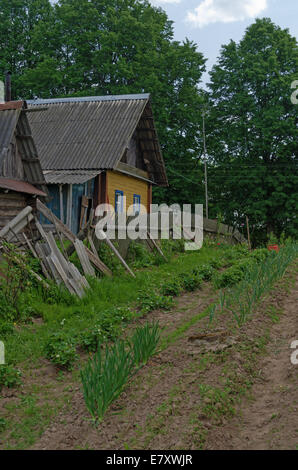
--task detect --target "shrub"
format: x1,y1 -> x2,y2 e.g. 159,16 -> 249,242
213,265 -> 244,288
97,241 -> 124,273
137,291 -> 174,314
0,321 -> 15,338
44,332 -> 78,369
80,325 -> 104,352
249,248 -> 269,263
179,272 -> 202,292
161,239 -> 185,257
0,365 -> 22,389
97,306 -> 134,339
196,264 -> 215,281
126,241 -> 155,268
160,279 -> 182,297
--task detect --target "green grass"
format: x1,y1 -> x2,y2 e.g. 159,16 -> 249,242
2,244 -> 231,367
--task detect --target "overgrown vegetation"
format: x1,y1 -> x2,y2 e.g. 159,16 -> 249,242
211,243 -> 298,325
0,365 -> 22,390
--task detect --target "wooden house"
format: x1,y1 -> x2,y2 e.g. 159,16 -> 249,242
0,100 -> 48,233
27,94 -> 168,234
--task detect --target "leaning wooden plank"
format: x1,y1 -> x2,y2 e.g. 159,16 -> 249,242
88,234 -> 100,259
36,199 -> 112,276
45,255 -> 62,284
47,231 -> 71,275
147,231 -> 166,260
68,263 -> 90,291
49,253 -> 79,296
74,239 -> 95,277
36,222 -> 86,295
23,233 -> 51,280
0,206 -> 33,241
98,230 -> 135,278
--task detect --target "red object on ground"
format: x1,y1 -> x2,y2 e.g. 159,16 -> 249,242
268,244 -> 279,253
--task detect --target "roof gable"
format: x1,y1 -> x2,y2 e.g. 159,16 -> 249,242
27,95 -> 168,186
0,102 -> 48,196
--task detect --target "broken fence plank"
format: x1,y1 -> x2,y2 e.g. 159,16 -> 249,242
0,206 -> 33,242
98,230 -> 135,278
147,231 -> 166,260
74,239 -> 95,277
23,233 -> 51,280
36,199 -> 112,276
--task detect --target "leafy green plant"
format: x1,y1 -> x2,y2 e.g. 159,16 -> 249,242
160,279 -> 182,297
0,365 -> 22,389
137,292 -> 174,314
80,325 -> 104,352
195,264 -> 215,281
131,321 -> 160,366
44,332 -> 78,369
179,272 -> 202,292
0,321 -> 15,338
126,241 -> 156,268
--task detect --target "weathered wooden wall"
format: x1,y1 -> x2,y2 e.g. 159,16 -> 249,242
0,191 -> 37,236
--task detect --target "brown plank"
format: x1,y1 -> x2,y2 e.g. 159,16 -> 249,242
37,199 -> 112,276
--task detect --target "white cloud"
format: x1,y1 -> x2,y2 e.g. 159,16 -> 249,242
186,0 -> 268,28
150,0 -> 182,5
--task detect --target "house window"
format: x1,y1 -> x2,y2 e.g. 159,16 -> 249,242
115,190 -> 124,213
133,194 -> 141,215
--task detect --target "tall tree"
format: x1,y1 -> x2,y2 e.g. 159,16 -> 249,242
207,18 -> 298,242
0,0 -> 206,207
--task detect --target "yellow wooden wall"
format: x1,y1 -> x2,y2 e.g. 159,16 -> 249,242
107,170 -> 149,214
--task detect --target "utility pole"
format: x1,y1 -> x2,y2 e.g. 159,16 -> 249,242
202,112 -> 209,219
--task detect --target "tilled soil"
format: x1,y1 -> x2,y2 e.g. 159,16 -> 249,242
29,264 -> 298,450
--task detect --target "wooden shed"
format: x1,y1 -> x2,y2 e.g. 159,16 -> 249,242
27,94 -> 168,234
0,100 -> 48,234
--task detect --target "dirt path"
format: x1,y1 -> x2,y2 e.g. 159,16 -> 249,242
28,263 -> 298,450
207,275 -> 298,450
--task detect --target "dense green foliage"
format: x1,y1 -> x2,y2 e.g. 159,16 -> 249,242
0,0 -> 206,207
0,3 -> 296,241
207,18 -> 298,243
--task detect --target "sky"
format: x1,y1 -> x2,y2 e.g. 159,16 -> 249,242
149,0 -> 298,86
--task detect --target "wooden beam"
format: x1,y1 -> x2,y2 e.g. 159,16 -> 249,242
0,206 -> 33,241
36,199 -> 112,276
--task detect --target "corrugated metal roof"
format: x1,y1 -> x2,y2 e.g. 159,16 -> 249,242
44,170 -> 101,184
0,177 -> 47,196
27,94 -> 150,105
0,109 -> 20,169
27,95 -> 149,170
